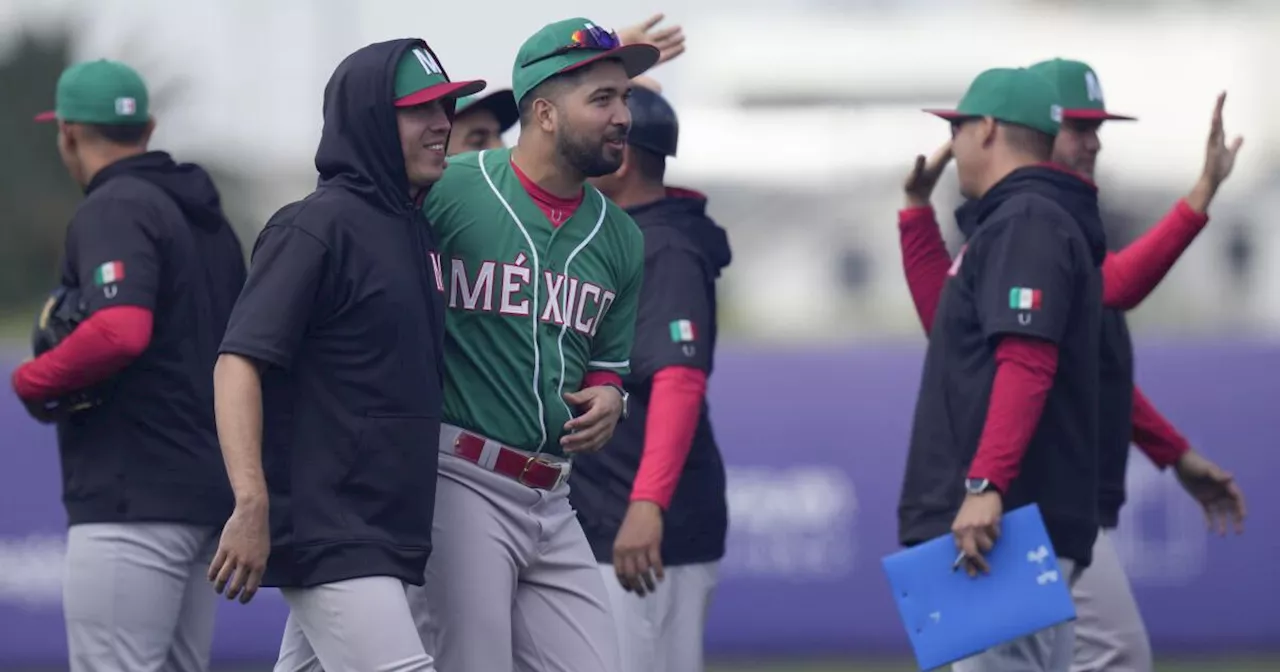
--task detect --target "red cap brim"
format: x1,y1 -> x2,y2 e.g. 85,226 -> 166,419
923,109 -> 975,121
394,79 -> 487,108
33,110 -> 57,122
1062,109 -> 1136,121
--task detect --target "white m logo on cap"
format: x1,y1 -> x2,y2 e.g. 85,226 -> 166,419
413,48 -> 442,76
1084,71 -> 1104,103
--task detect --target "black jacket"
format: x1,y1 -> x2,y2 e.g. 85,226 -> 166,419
219,39 -> 448,588
57,151 -> 245,527
572,189 -> 732,566
1097,308 -> 1135,528
899,166 -> 1106,566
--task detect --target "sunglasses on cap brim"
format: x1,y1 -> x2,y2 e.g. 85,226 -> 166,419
525,26 -> 623,66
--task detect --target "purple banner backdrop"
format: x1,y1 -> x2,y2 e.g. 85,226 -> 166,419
0,342 -> 1276,664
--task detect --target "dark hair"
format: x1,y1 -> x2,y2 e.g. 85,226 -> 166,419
517,70 -> 584,127
999,122 -> 1054,160
630,144 -> 665,183
83,122 -> 149,146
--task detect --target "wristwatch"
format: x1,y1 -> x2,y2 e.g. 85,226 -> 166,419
606,384 -> 630,420
965,478 -> 997,495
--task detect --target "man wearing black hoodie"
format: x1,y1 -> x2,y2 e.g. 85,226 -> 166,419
578,84 -> 732,672
12,59 -> 246,672
209,40 -> 483,672
899,67 -> 1106,672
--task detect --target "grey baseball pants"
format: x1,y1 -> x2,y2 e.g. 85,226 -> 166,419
63,522 -> 220,672
597,561 -> 720,672
273,576 -> 436,672
1070,529 -> 1153,672
952,558 -> 1083,672
406,425 -> 620,672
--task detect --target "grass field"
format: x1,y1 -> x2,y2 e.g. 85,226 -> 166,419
706,658 -> 1280,672
173,657 -> 1280,672
9,657 -> 1262,672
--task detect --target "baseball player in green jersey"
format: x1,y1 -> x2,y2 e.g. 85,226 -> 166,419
406,17 -> 660,672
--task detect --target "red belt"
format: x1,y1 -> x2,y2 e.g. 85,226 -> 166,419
450,432 -> 567,490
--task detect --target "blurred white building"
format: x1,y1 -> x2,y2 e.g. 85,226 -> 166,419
3,0 -> 1278,341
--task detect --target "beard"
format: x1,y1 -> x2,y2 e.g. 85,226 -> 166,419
556,125 -> 627,178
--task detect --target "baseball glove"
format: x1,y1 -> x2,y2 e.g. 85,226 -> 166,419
29,286 -> 107,419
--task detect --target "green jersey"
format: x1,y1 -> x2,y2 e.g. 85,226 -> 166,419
423,148 -> 644,456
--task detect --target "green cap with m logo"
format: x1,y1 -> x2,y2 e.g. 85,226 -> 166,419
34,59 -> 149,124
925,67 -> 1064,136
1028,58 -> 1136,121
393,44 -> 486,109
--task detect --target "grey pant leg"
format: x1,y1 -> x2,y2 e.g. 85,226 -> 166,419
598,562 -> 720,672
274,611 -> 323,672
411,450 -> 621,672
279,577 -> 434,672
1071,529 -> 1153,672
164,529 -> 221,672
511,486 -> 620,672
64,523 -> 220,672
409,454 -> 527,672
952,559 -> 1081,672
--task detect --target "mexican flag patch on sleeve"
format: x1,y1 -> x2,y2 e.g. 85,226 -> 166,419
1008,287 -> 1042,311
669,319 -> 696,343
93,261 -> 126,286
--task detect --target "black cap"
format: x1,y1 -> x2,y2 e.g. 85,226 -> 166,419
627,86 -> 678,158
455,89 -> 519,134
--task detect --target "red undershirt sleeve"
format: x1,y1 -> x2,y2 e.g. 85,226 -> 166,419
11,305 -> 153,401
630,365 -> 707,509
967,336 -> 1060,493
1101,199 -> 1209,310
581,370 -> 623,391
898,206 -> 954,333
1131,384 -> 1191,469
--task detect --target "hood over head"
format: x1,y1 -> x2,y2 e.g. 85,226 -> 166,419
314,38 -> 436,214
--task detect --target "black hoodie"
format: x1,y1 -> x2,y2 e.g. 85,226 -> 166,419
964,168 -> 1137,528
570,188 -> 733,566
219,39 -> 448,588
898,165 -> 1104,567
55,149 -> 246,527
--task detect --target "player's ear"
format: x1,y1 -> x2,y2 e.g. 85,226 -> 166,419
57,120 -> 77,152
533,97 -> 558,134
979,117 -> 998,148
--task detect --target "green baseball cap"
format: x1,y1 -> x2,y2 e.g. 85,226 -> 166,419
512,18 -> 660,105
393,44 -> 486,108
456,89 -> 519,133
34,59 -> 149,124
925,67 -> 1063,136
1029,58 -> 1135,121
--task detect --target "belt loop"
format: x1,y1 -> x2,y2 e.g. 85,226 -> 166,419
478,439 -> 500,470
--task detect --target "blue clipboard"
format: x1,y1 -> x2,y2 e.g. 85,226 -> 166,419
881,504 -> 1077,671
